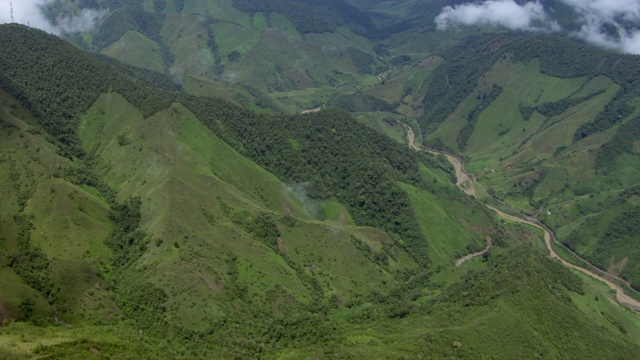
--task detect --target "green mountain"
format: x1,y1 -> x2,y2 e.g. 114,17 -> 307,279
2,0 -> 640,357
42,0 -> 385,112
348,32 -> 640,291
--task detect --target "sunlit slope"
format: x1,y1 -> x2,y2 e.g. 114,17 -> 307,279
77,92 -> 428,331
101,30 -> 166,73
344,33 -> 640,290
0,90 -> 119,326
428,53 -> 640,288
3,23 -> 640,359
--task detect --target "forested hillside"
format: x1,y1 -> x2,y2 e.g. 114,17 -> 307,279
341,28 -> 640,290
0,24 -> 479,358
42,0 -> 385,106
2,1 -> 640,358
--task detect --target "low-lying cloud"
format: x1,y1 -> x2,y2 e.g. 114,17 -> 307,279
436,0 -> 555,32
435,0 -> 640,54
0,0 -> 105,34
563,0 -> 640,54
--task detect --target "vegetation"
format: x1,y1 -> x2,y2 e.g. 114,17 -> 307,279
189,104 -> 433,266
458,84 -> 503,150
596,115 -> 640,173
420,34 -> 506,133
232,0 -> 373,35
3,3 -> 640,358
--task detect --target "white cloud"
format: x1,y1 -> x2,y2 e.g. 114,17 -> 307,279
435,0 -> 640,54
0,0 -> 105,34
559,0 -> 640,54
435,0 -> 555,32
55,8 -> 107,33
560,0 -> 640,21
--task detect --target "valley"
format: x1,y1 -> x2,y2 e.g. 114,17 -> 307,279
407,121 -> 640,311
2,0 -> 640,358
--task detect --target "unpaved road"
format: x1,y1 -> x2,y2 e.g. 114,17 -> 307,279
487,205 -> 640,311
456,235 -> 492,266
406,125 -> 474,196
405,124 -> 640,311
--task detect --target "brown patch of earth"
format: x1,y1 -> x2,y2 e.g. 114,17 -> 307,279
520,171 -> 542,186
460,219 -> 494,235
505,165 -> 513,172
89,346 -> 100,357
339,211 -> 347,223
0,301 -> 14,324
281,201 -> 294,215
195,271 -> 225,294
607,255 -> 629,277
485,37 -> 510,53
419,55 -> 445,68
277,236 -> 288,254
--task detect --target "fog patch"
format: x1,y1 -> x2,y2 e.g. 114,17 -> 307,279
436,1 -> 556,32
0,1 -> 105,35
283,183 -> 322,220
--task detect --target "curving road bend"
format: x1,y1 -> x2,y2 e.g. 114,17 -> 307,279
405,124 -> 640,311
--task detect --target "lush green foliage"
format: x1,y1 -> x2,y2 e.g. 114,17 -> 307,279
3,15 -> 640,359
420,34 -> 505,133
232,0 -> 373,35
596,115 -> 640,172
458,84 -> 503,150
0,24 -> 173,157
190,104 -> 433,265
565,203 -> 640,288
232,0 -> 341,34
535,90 -> 605,118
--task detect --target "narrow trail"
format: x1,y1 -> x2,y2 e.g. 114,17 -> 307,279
404,124 -> 640,312
456,235 -> 492,266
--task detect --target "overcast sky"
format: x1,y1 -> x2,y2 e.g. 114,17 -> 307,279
0,0 -> 104,34
436,0 -> 640,54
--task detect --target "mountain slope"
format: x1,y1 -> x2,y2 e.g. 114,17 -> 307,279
49,0 -> 383,103
346,31 -> 640,290
2,23 -> 640,359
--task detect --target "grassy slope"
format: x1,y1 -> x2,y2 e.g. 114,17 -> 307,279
79,0 -> 383,112
0,90 -> 119,326
77,92 -> 427,329
467,61 -> 640,286
401,48 -> 640,288
101,30 -> 166,74
2,20 -> 640,359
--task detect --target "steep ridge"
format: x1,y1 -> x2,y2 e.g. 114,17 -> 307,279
2,22 -> 640,359
0,24 -> 490,357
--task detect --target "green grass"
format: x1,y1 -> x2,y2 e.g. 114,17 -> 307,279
73,91 -> 433,332
4,14 -> 640,358
400,182 -> 490,268
100,30 -> 166,73
321,199 -> 353,224
354,112 -> 407,144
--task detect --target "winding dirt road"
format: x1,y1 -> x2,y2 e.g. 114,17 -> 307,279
406,126 -> 475,196
456,235 -> 493,266
405,124 -> 640,311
